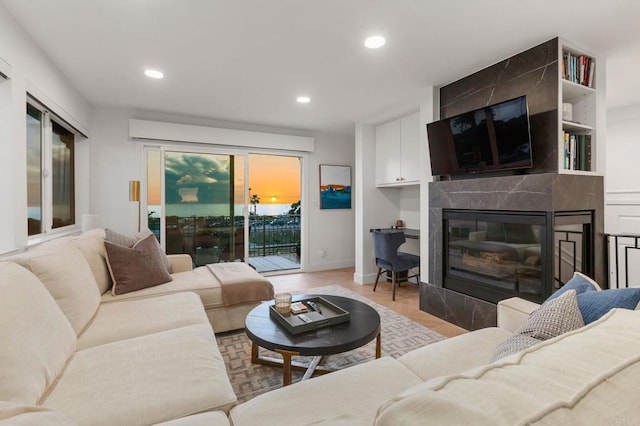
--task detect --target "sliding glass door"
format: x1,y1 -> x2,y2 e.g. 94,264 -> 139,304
147,148 -> 247,266
145,147 -> 302,272
247,154 -> 301,272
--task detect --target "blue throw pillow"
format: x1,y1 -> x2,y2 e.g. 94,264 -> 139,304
576,288 -> 640,324
546,272 -> 600,303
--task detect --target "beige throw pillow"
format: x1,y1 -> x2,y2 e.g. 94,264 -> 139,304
105,234 -> 173,295
491,289 -> 584,361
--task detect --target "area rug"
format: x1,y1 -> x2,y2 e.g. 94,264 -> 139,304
215,285 -> 445,403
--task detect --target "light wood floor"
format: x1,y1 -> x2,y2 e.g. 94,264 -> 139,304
267,267 -> 467,338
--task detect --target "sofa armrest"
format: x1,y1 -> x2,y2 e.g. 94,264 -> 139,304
497,297 -> 540,332
167,254 -> 193,273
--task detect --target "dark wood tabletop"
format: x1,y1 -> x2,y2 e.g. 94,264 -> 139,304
370,228 -> 420,239
245,294 -> 381,357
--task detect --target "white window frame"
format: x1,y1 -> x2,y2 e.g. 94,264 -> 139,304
27,96 -> 79,240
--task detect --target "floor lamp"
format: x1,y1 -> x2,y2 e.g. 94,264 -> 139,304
129,180 -> 141,232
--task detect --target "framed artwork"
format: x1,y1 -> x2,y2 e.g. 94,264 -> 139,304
319,164 -> 352,209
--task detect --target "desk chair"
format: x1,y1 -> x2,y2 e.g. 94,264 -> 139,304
372,230 -> 420,301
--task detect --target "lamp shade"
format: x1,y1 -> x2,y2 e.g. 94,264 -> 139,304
129,180 -> 141,202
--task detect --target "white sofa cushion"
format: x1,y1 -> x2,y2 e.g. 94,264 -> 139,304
9,239 -> 101,334
69,228 -> 111,294
230,356 -> 423,426
0,401 -> 76,425
153,411 -> 230,426
41,324 -> 236,425
101,266 -> 222,309
375,308 -> 640,425
527,362 -> 640,424
77,292 -> 210,350
497,296 -> 540,332
398,327 -> 512,381
0,262 -> 76,404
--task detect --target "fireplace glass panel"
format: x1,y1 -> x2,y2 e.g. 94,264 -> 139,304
446,217 -> 544,301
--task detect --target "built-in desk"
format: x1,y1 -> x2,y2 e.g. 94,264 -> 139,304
370,228 -> 420,239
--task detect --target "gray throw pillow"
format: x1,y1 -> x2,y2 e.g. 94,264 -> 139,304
105,228 -> 173,274
491,289 -> 584,361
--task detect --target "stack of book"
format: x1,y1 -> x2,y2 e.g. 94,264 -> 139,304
562,51 -> 595,88
563,132 -> 592,171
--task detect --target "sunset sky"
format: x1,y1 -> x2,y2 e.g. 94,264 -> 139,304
146,151 -> 300,207
248,154 -> 300,205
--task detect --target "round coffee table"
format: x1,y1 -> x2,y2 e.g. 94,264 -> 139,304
245,294 -> 381,386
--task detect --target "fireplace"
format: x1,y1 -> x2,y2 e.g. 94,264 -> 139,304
443,209 -> 593,305
444,210 -> 549,304
422,173 -> 604,330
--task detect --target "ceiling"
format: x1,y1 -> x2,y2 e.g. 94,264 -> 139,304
3,0 -> 640,135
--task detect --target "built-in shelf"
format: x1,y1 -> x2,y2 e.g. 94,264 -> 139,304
559,41 -> 598,175
562,120 -> 593,132
562,79 -> 596,100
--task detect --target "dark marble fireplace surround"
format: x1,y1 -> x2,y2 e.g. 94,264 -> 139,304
420,38 -> 605,330
422,174 -> 604,330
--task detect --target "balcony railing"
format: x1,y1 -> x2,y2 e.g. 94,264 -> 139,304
607,234 -> 640,289
149,214 -> 300,266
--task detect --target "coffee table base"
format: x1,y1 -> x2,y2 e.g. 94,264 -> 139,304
251,332 -> 381,386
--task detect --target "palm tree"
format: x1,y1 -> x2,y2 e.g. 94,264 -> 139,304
250,193 -> 261,215
288,200 -> 301,215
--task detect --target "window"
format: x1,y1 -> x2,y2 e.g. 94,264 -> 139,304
27,99 -> 76,237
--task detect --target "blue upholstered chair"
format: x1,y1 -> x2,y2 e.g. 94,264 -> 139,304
372,230 -> 420,301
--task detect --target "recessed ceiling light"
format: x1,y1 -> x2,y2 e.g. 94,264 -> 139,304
364,35 -> 386,49
296,96 -> 311,104
144,69 -> 164,79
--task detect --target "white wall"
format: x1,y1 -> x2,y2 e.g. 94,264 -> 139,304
354,122 -> 403,284
304,132 -> 355,271
89,107 -> 355,272
604,105 -> 640,287
605,105 -> 640,235
0,5 -> 91,254
354,89 -> 435,284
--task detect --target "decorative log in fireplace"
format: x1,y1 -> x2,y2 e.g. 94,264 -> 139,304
443,209 -> 593,304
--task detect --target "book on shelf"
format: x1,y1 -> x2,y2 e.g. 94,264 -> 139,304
562,50 -> 595,88
563,131 -> 592,171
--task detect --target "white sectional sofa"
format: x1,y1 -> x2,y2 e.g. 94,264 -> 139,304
230,296 -> 640,425
5,228 -> 639,424
0,228 -> 272,425
43,229 -> 271,334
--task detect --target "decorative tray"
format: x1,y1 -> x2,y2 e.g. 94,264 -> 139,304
269,296 -> 350,335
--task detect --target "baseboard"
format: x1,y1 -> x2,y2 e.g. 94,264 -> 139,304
353,272 -> 378,285
303,259 -> 355,273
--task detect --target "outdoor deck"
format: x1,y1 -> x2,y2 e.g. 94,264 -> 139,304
249,254 -> 300,273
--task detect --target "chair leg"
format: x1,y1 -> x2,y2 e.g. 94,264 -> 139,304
373,268 -> 383,292
392,271 -> 397,301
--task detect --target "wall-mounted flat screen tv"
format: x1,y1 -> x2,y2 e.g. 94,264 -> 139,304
426,95 -> 533,176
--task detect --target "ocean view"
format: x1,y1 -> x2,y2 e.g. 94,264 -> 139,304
149,203 -> 293,218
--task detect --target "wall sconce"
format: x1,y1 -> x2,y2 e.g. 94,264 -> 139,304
129,180 -> 141,232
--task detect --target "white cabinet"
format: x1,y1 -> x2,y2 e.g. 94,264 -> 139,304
375,112 -> 420,186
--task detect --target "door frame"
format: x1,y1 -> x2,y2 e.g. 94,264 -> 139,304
142,141 -> 307,270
